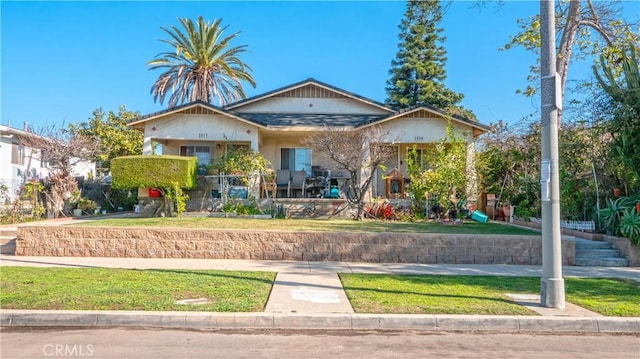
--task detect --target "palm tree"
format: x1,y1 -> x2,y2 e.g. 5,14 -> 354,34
148,16 -> 256,107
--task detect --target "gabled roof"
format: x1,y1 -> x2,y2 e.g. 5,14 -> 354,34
127,80 -> 489,136
224,78 -> 394,113
237,113 -> 387,127
127,101 -> 267,129
359,106 -> 490,135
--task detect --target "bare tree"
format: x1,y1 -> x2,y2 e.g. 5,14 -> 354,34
503,0 -> 638,124
18,125 -> 99,218
303,125 -> 397,220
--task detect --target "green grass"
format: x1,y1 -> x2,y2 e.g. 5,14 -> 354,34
339,274 -> 640,317
564,277 -> 640,317
0,267 -> 275,312
73,217 -> 538,235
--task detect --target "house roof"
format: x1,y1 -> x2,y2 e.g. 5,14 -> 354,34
127,80 -> 490,136
224,78 -> 394,113
236,113 -> 387,127
359,106 -> 491,135
0,124 -> 49,141
126,101 -> 267,129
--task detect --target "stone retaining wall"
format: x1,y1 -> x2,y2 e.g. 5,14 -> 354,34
16,226 -> 574,265
603,235 -> 640,267
513,219 -> 606,240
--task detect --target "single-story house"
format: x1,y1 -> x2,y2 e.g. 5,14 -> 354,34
127,78 -> 489,207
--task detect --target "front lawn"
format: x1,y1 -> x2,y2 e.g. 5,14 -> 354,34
339,274 -> 640,317
73,217 -> 538,235
0,267 -> 275,312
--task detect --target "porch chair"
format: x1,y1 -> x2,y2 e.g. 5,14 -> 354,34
275,169 -> 291,198
289,170 -> 307,198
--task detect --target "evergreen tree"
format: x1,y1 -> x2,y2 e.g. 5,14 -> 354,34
385,0 -> 465,114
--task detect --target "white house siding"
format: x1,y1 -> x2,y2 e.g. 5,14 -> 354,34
233,97 -> 391,115
376,116 -> 474,144
0,144 -> 95,203
0,128 -> 50,202
142,113 -> 260,155
71,161 -> 96,180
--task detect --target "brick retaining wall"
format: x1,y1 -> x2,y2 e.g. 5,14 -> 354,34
15,226 -> 575,265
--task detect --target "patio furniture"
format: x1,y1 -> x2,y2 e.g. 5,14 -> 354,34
276,169 -> 291,198
289,170 -> 307,198
261,177 -> 277,198
306,176 -> 329,198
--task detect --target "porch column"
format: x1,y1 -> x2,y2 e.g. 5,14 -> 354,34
143,137 -> 153,155
466,140 -> 478,203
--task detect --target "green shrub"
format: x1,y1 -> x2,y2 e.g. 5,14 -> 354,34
209,146 -> 270,175
599,197 -> 634,236
406,123 -> 468,216
619,207 -> 640,245
223,198 -> 261,215
111,155 -> 197,189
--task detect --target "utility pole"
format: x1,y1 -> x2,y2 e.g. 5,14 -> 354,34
539,0 -> 565,309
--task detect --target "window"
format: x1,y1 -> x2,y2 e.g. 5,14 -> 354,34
180,145 -> 211,165
40,149 -> 50,168
281,148 -> 312,176
11,143 -> 23,165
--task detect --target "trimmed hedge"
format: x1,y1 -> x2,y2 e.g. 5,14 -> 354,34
111,155 -> 197,189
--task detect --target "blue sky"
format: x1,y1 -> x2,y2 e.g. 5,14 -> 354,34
1,1 -> 637,131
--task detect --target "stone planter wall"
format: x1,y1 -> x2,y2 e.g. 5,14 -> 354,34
15,226 -> 574,265
512,219 -> 606,240
603,235 -> 640,267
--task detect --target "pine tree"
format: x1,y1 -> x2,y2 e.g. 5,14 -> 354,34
385,0 -> 465,114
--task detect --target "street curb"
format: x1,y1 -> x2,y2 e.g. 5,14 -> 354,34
2,310 -> 639,333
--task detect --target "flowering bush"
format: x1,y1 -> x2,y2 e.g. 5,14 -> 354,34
364,200 -> 415,221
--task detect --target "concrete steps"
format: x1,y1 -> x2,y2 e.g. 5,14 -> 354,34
0,228 -> 17,255
575,238 -> 628,267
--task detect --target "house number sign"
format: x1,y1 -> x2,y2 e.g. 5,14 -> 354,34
198,133 -> 208,139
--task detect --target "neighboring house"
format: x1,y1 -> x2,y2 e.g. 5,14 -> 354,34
127,78 -> 489,204
0,124 -> 96,203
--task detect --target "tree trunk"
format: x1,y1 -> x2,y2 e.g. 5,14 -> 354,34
555,0 -> 581,126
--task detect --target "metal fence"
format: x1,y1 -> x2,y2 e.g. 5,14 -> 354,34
529,217 -> 595,231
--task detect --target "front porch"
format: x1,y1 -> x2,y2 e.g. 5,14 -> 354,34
136,173 -> 351,218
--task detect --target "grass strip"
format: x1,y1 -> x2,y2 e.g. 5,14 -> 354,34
73,217 -> 538,235
0,267 -> 275,312
339,274 -> 640,317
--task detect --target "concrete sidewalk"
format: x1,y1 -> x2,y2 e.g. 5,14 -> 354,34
1,254 -> 639,333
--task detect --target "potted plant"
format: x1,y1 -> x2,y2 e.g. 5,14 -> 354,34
77,197 -> 97,215
502,200 -> 513,222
